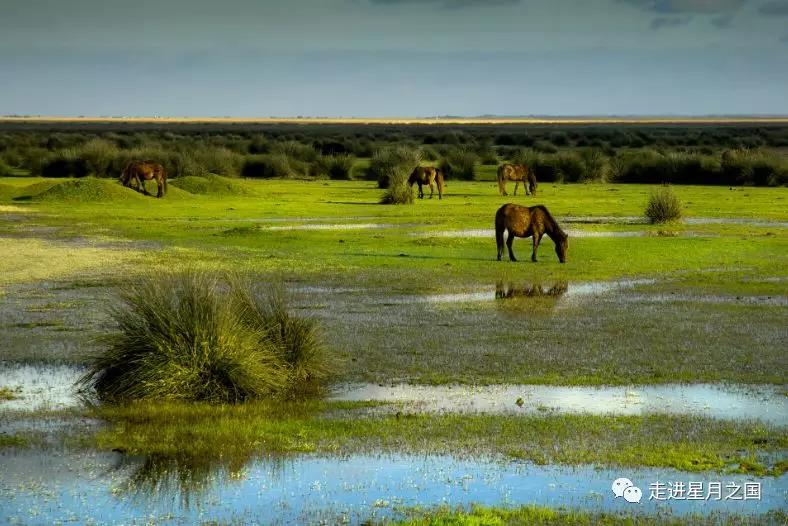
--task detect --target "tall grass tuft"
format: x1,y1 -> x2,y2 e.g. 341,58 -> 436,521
439,148 -> 478,181
369,147 -> 422,189
645,186 -> 682,224
313,154 -> 355,180
80,271 -> 335,403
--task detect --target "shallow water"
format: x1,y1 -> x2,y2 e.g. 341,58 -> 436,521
0,364 -> 85,411
2,364 -> 785,425
332,384 -> 788,426
0,449 -> 784,524
265,222 -> 398,231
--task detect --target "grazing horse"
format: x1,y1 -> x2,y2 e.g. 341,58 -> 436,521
408,166 -> 445,200
120,160 -> 167,198
497,164 -> 537,196
495,203 -> 568,263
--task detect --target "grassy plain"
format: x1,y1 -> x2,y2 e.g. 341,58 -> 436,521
1,177 -> 786,384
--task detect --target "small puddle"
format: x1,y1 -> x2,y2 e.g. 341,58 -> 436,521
0,364 -> 85,411
0,450 -> 784,524
386,279 -> 656,305
332,384 -> 788,426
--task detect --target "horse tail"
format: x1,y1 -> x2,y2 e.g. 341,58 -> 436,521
528,169 -> 538,195
435,169 -> 445,198
495,205 -> 506,259
497,165 -> 506,195
161,167 -> 168,195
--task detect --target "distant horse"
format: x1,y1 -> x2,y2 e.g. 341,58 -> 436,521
495,203 -> 568,263
408,167 -> 445,200
497,164 -> 537,196
120,160 -> 167,198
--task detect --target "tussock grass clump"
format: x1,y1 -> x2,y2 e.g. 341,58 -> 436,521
80,271 -> 335,403
645,186 -> 682,224
312,154 -> 355,180
369,147 -> 422,189
439,148 -> 478,181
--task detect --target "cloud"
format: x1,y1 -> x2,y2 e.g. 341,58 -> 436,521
622,0 -> 745,13
368,0 -> 521,7
758,1 -> 788,15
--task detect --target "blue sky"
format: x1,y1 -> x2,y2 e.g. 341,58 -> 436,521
1,0 -> 787,116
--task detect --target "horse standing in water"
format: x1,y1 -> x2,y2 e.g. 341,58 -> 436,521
408,167 -> 445,200
495,203 -> 568,263
497,164 -> 537,196
120,160 -> 167,198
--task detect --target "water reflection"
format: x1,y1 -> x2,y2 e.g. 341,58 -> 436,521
495,281 -> 569,300
1,449 -> 785,524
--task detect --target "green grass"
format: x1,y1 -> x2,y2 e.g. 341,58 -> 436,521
395,505 -> 788,526
1,178 -> 786,384
90,401 -> 787,475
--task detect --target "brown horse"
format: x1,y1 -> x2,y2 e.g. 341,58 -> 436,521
120,160 -> 167,198
495,203 -> 568,263
408,166 -> 445,200
497,164 -> 537,196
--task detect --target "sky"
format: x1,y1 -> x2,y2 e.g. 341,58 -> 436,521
1,0 -> 787,117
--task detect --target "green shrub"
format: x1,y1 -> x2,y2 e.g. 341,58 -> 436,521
721,149 -> 788,186
39,149 -> 90,178
369,147 -> 422,189
645,186 -> 682,224
80,138 -> 119,177
578,148 -> 609,182
270,141 -> 318,162
439,148 -> 478,181
80,271 -> 335,403
241,154 -> 307,178
312,154 -> 355,180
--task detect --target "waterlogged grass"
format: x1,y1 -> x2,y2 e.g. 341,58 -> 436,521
396,505 -> 788,526
1,178 -> 786,383
91,401 -> 787,475
0,386 -> 21,400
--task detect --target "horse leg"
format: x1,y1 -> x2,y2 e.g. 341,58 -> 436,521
506,232 -> 517,262
156,177 -> 163,198
138,174 -> 150,195
428,181 -> 434,199
513,181 -> 519,196
532,233 -> 543,262
417,182 -> 424,199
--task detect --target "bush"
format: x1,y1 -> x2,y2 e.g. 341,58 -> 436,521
645,186 -> 682,224
369,147 -> 422,189
312,154 -> 355,180
80,138 -> 119,177
578,148 -> 609,182
270,141 -> 318,162
611,150 -> 720,185
80,271 -> 335,403
241,154 -> 307,178
721,149 -> 788,186
39,149 -> 90,178
439,148 -> 478,181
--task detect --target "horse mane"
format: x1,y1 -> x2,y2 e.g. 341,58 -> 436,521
534,205 -> 567,239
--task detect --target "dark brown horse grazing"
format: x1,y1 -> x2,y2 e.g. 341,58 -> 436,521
497,164 -> 537,196
495,203 -> 568,263
120,160 -> 167,198
408,166 -> 445,199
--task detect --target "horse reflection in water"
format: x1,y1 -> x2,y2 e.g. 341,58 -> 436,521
495,281 -> 568,311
